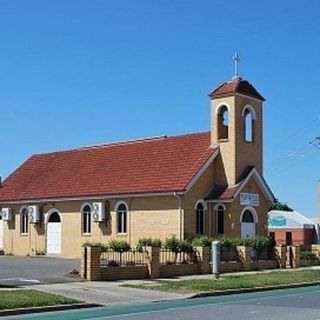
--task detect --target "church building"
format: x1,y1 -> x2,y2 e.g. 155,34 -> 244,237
0,60 -> 274,258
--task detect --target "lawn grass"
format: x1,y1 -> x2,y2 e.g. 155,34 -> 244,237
0,290 -> 80,310
123,270 -> 320,293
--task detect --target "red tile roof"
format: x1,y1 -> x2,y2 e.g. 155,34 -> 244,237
0,132 -> 217,202
205,166 -> 254,201
205,183 -> 241,201
209,79 -> 265,101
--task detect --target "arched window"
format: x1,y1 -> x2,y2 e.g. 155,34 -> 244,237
243,106 -> 255,142
196,202 -> 205,234
116,203 -> 127,234
48,211 -> 61,223
217,205 -> 224,235
218,105 -> 229,140
82,204 -> 91,234
20,207 -> 28,234
241,210 -> 254,223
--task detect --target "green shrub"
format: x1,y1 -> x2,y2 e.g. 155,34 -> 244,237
164,236 -> 194,253
184,233 -> 195,243
246,236 -> 274,251
179,240 -> 194,253
192,236 -> 212,247
108,239 -> 131,253
218,236 -> 241,249
164,236 -> 180,253
82,241 -> 108,252
136,238 -> 162,251
300,250 -> 318,261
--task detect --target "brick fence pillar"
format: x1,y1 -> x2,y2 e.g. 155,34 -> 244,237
86,246 -> 101,281
195,246 -> 211,274
275,245 -> 287,269
291,245 -> 301,268
80,246 -> 87,279
146,246 -> 160,279
311,244 -> 320,259
237,246 -> 251,271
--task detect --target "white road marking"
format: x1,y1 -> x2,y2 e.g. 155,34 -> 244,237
0,278 -> 40,283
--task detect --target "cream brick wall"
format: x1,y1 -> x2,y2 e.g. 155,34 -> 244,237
211,96 -> 237,185
223,176 -> 269,237
1,196 -> 181,258
234,95 -> 263,177
183,163 -> 270,239
129,196 -> 181,244
211,95 -> 263,185
1,172 -> 270,258
184,162 -> 215,238
2,205 -> 46,256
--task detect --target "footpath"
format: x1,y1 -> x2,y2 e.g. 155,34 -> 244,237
0,266 -> 319,317
25,265 -> 320,306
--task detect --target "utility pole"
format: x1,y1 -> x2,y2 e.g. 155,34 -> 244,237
311,137 -> 320,242
315,138 -> 320,224
317,181 -> 320,243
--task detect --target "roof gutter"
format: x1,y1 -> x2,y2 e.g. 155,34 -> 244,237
0,191 -> 186,205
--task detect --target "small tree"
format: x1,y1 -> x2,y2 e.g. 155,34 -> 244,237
245,236 -> 274,260
164,236 -> 181,264
82,241 -> 108,252
192,236 -> 212,247
109,239 -> 131,252
269,200 -> 293,212
218,236 -> 241,249
179,240 -> 193,253
136,237 -> 162,252
108,239 -> 131,265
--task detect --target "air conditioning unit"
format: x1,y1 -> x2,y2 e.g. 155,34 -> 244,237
28,205 -> 39,223
92,202 -> 105,222
2,208 -> 13,222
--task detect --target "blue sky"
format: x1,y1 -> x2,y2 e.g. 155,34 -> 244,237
0,1 -> 319,217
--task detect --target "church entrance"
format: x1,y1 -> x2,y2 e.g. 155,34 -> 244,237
241,209 -> 256,238
47,211 -> 61,255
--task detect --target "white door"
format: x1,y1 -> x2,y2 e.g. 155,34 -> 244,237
241,222 -> 256,238
0,216 -> 3,249
47,212 -> 61,254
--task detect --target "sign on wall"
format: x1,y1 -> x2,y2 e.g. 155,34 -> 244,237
268,216 -> 287,227
240,193 -> 259,207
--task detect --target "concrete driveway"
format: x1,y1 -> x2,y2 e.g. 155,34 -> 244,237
0,255 -> 80,286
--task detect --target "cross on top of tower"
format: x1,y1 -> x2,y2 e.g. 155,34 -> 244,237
232,52 -> 242,80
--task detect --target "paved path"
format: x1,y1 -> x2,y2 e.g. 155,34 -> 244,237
22,265 -> 320,307
26,280 -> 186,306
0,256 -> 80,286
7,285 -> 320,319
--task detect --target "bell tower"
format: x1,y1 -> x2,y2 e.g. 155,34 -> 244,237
209,53 -> 265,186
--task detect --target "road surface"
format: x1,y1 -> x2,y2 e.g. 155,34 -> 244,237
0,256 -> 80,286
8,285 -> 320,320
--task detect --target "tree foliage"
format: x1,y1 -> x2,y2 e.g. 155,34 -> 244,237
269,200 -> 293,212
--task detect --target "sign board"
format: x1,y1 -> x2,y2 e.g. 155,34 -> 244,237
268,216 -> 287,227
240,193 -> 259,207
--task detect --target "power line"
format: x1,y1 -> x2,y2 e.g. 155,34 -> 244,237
310,137 -> 320,151
266,146 -> 320,177
265,116 -> 320,159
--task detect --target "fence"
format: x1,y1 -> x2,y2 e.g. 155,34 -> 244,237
220,247 -> 239,262
100,249 -> 147,267
81,244 -> 320,281
159,249 -> 197,265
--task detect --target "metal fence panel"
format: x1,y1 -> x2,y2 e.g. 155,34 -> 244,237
100,249 -> 147,266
